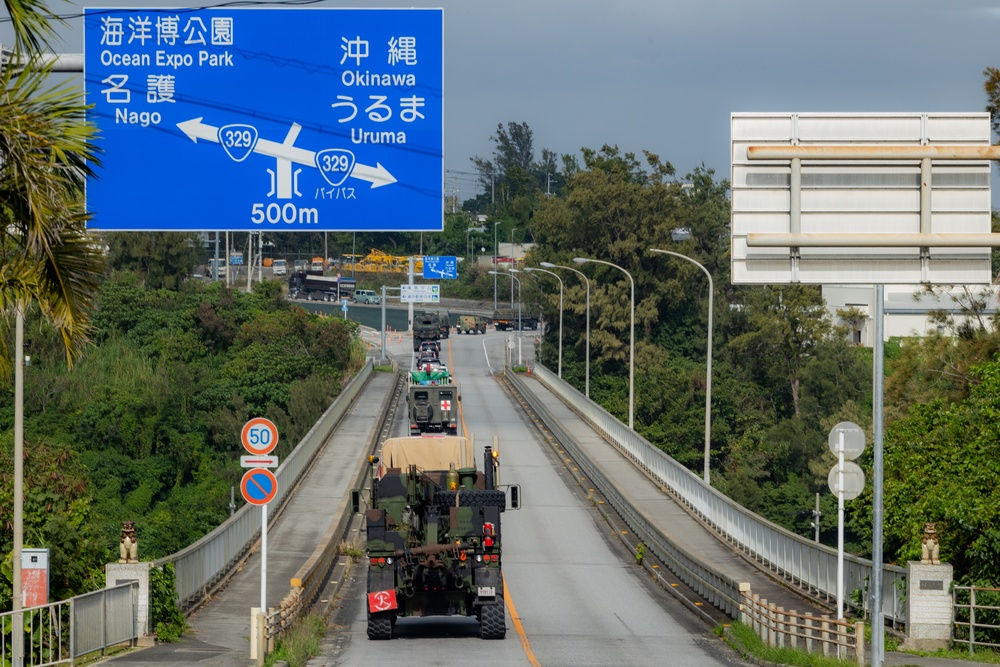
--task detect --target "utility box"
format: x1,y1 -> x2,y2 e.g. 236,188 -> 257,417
21,548 -> 49,608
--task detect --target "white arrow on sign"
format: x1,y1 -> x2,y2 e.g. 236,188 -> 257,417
176,118 -> 397,189
240,455 -> 279,469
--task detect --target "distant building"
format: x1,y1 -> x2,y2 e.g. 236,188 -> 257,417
823,285 -> 999,346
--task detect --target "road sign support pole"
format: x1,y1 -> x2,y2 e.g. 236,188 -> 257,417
261,503 -> 267,617
408,258 -> 414,335
837,429 -> 845,620
872,284 -> 885,667
381,286 -> 387,364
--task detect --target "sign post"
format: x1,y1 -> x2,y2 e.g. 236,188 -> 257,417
827,422 -> 866,621
240,418 -> 279,618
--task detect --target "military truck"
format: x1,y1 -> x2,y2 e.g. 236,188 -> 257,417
353,435 -> 521,640
288,272 -> 356,301
412,312 -> 442,351
493,309 -> 538,332
455,315 -> 487,334
407,368 -> 459,435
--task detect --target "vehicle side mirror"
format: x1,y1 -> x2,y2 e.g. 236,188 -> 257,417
351,489 -> 361,514
508,484 -> 521,510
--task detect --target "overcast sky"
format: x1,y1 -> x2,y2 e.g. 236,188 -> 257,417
5,0 -> 1000,206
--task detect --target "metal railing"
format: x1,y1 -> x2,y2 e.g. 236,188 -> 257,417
154,359 -> 374,611
954,585 -> 1000,655
506,370 -> 744,618
0,582 -> 138,666
741,584 -> 865,664
530,363 -> 907,625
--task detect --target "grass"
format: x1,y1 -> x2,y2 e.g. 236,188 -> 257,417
897,646 -> 1000,664
339,537 -> 365,561
265,613 -> 327,667
721,621 -> 860,667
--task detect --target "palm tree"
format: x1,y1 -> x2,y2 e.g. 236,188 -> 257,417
0,0 -> 104,377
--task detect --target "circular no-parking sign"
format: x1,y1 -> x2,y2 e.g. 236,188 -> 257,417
241,417 -> 279,456
241,468 -> 278,506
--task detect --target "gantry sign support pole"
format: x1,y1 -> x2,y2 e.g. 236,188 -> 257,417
745,141 -> 1000,667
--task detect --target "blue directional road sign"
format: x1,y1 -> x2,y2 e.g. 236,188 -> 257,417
422,256 -> 458,279
84,8 -> 442,232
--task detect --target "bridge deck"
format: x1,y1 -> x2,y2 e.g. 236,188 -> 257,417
515,374 -> 830,620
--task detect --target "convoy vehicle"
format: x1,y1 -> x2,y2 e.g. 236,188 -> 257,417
413,312 -> 443,351
354,289 -> 381,304
353,434 -> 520,640
407,367 -> 458,435
208,258 -> 226,278
293,259 -> 309,273
492,309 -> 537,332
272,259 -> 288,276
288,272 -> 356,301
455,315 -> 487,334
418,340 -> 441,355
435,310 -> 452,338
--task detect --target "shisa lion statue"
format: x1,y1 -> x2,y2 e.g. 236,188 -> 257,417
920,522 -> 941,565
119,521 -> 138,564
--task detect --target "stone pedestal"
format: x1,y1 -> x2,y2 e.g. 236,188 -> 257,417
902,561 -> 953,651
106,562 -> 152,638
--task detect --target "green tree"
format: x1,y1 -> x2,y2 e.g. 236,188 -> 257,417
0,1 -> 104,379
106,232 -> 204,289
728,286 -> 830,418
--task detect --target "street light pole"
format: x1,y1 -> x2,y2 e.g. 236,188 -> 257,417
524,267 -> 563,378
541,262 -> 589,397
489,270 -> 522,366
574,257 -> 634,430
493,221 -> 500,312
649,248 -> 714,484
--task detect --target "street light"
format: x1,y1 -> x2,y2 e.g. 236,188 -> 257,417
541,261 -> 590,397
492,221 -> 502,312
649,248 -> 714,485
574,256 -> 634,430
524,267 -> 563,378
488,270 -> 523,366
508,268 -> 523,335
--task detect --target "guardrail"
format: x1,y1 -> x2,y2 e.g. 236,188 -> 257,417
528,363 -> 907,626
741,584 -> 865,664
265,367 -> 402,649
155,359 -> 375,611
0,582 -> 138,666
505,370 -> 744,618
953,585 -> 1000,655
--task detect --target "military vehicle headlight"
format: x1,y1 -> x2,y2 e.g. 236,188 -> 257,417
475,554 -> 483,563
386,557 -> 394,565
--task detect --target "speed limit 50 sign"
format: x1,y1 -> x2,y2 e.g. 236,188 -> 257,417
241,417 -> 279,456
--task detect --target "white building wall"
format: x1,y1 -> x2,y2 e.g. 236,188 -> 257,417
823,284 -> 999,347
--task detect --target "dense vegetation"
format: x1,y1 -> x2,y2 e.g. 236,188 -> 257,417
3,118 -> 1000,613
0,272 -> 365,606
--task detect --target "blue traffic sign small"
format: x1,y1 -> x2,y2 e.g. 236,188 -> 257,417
423,256 -> 458,279
241,468 -> 278,506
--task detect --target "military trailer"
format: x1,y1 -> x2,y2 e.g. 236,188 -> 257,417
353,435 -> 521,640
407,369 -> 459,435
412,312 -> 442,351
455,315 -> 487,334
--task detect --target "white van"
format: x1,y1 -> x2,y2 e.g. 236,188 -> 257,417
354,289 -> 380,304
272,259 -> 288,276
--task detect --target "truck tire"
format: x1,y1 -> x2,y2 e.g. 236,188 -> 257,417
480,601 -> 506,639
367,611 -> 393,640
433,489 -> 505,509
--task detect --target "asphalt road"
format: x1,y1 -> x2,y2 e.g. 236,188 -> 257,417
310,330 -> 748,667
